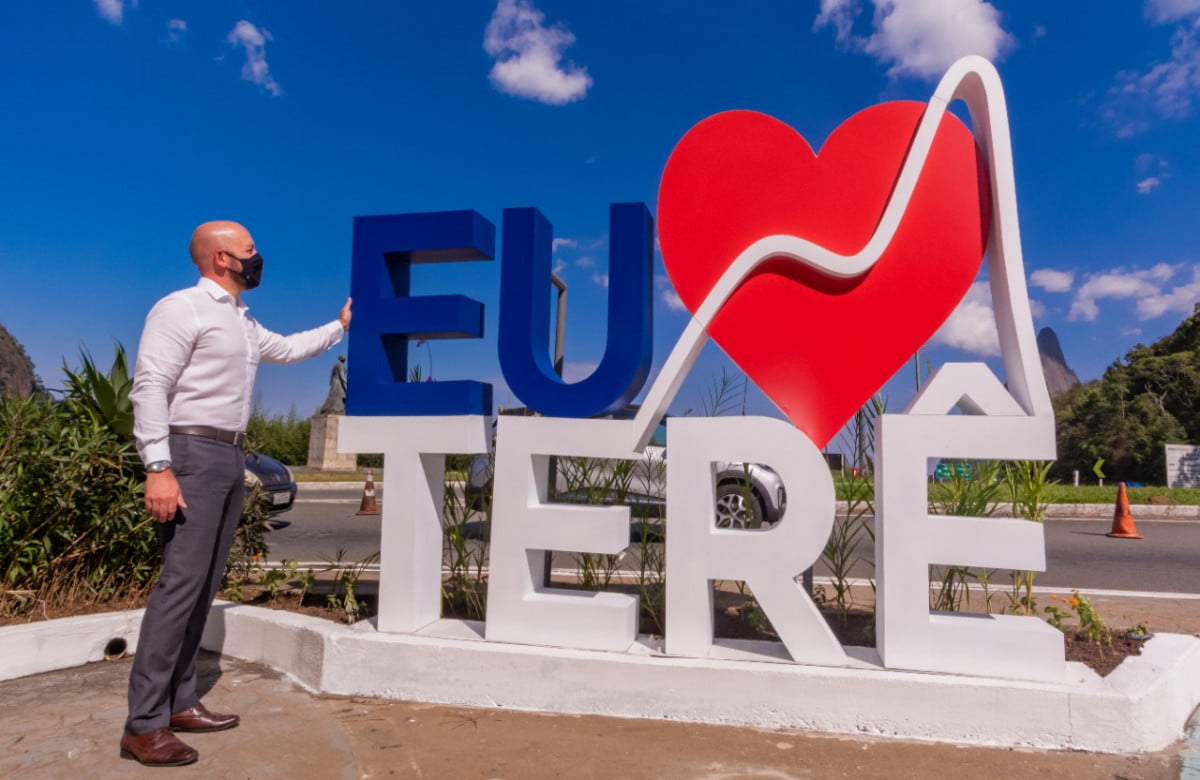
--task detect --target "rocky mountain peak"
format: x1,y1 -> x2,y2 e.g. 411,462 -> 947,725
1037,326 -> 1080,397
0,323 -> 43,399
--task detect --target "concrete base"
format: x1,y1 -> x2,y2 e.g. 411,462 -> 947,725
307,415 -> 357,470
194,604 -> 1200,754
4,604 -> 1199,754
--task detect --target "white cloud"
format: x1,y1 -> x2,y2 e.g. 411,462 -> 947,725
930,281 -> 1000,356
661,289 -> 688,313
227,20 -> 281,97
815,0 -> 1014,80
1135,152 -> 1160,172
165,18 -> 187,43
1067,264 -> 1178,322
1068,298 -> 1100,323
1029,268 -> 1074,293
551,237 -> 577,252
591,272 -> 609,288
1137,176 -> 1163,194
1146,0 -> 1200,23
575,256 -> 595,267
1136,265 -> 1200,318
94,0 -> 135,24
1029,298 -> 1047,319
1134,154 -> 1170,192
815,0 -> 860,41
552,258 -> 567,275
483,0 -> 592,105
656,274 -> 690,314
1105,15 -> 1200,134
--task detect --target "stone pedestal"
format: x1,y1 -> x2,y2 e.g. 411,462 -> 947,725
307,415 -> 357,470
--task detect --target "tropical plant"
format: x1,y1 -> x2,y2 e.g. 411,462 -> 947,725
560,455 -> 635,590
61,343 -> 134,439
928,460 -> 1003,612
321,547 -> 381,623
443,456 -> 490,619
1004,460 -> 1054,615
821,395 -> 884,618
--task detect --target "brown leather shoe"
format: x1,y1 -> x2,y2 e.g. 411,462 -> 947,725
169,702 -> 240,733
120,727 -> 199,767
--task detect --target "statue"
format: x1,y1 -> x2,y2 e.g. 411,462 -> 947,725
309,354 -> 356,469
317,354 -> 347,416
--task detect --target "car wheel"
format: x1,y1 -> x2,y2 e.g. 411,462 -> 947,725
715,483 -> 767,529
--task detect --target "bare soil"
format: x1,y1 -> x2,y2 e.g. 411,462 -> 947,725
250,583 -> 1142,677
0,592 -> 147,628
2,582 -> 1144,676
708,590 -> 1141,676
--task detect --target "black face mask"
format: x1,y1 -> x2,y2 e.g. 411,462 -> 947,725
225,251 -> 264,290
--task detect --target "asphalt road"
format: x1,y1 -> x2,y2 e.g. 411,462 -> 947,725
269,487 -> 1200,594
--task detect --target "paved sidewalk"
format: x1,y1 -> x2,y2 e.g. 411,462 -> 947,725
4,587 -> 1199,780
0,651 -> 1188,780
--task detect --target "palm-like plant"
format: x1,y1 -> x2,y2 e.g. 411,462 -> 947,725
61,343 -> 134,440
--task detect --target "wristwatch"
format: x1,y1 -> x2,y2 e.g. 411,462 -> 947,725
147,460 -> 172,473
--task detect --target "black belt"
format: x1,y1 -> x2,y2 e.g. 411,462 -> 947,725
169,425 -> 246,447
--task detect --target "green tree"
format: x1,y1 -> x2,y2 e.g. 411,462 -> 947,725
1053,304 -> 1200,483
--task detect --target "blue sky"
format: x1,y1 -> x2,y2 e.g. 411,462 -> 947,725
5,1 -> 1200,444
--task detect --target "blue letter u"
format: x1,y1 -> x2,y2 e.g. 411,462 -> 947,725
498,203 -> 653,418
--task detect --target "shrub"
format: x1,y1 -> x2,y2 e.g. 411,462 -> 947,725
246,404 -> 311,466
0,396 -> 157,612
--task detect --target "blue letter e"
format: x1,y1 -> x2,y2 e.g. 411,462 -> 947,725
347,210 -> 494,416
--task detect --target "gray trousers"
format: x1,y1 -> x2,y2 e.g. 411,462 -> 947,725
126,434 -> 244,734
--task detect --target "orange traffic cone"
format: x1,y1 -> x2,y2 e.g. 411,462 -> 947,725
1106,482 -> 1142,539
356,470 -> 380,516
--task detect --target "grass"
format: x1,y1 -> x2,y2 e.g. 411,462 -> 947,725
292,469 -> 374,482
292,469 -> 468,483
832,475 -> 1200,505
1034,484 -> 1200,505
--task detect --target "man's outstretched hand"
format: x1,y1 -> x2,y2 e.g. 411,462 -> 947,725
339,297 -> 352,331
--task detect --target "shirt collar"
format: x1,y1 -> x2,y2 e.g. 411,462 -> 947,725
196,277 -> 248,310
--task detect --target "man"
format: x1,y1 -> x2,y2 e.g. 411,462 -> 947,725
121,220 -> 351,767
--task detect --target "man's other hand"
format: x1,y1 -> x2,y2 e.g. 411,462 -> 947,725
146,470 -> 188,523
339,297 -> 352,331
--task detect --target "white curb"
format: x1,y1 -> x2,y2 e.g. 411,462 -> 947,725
0,610 -> 145,682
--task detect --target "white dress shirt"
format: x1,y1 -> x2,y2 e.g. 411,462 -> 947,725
130,277 -> 344,465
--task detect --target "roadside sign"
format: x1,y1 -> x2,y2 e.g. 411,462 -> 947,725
934,462 -> 972,480
1165,444 -> 1200,488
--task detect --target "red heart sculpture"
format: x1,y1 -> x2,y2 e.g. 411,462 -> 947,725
658,102 -> 990,448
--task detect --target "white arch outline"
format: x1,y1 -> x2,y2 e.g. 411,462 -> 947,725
631,55 -> 1050,450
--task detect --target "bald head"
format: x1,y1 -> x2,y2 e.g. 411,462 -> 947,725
190,220 -> 258,296
190,221 -> 253,270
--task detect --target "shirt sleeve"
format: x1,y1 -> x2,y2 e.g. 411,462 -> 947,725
256,319 -> 345,365
129,295 -> 198,465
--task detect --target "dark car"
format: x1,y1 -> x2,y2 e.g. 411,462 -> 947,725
244,452 -> 297,516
